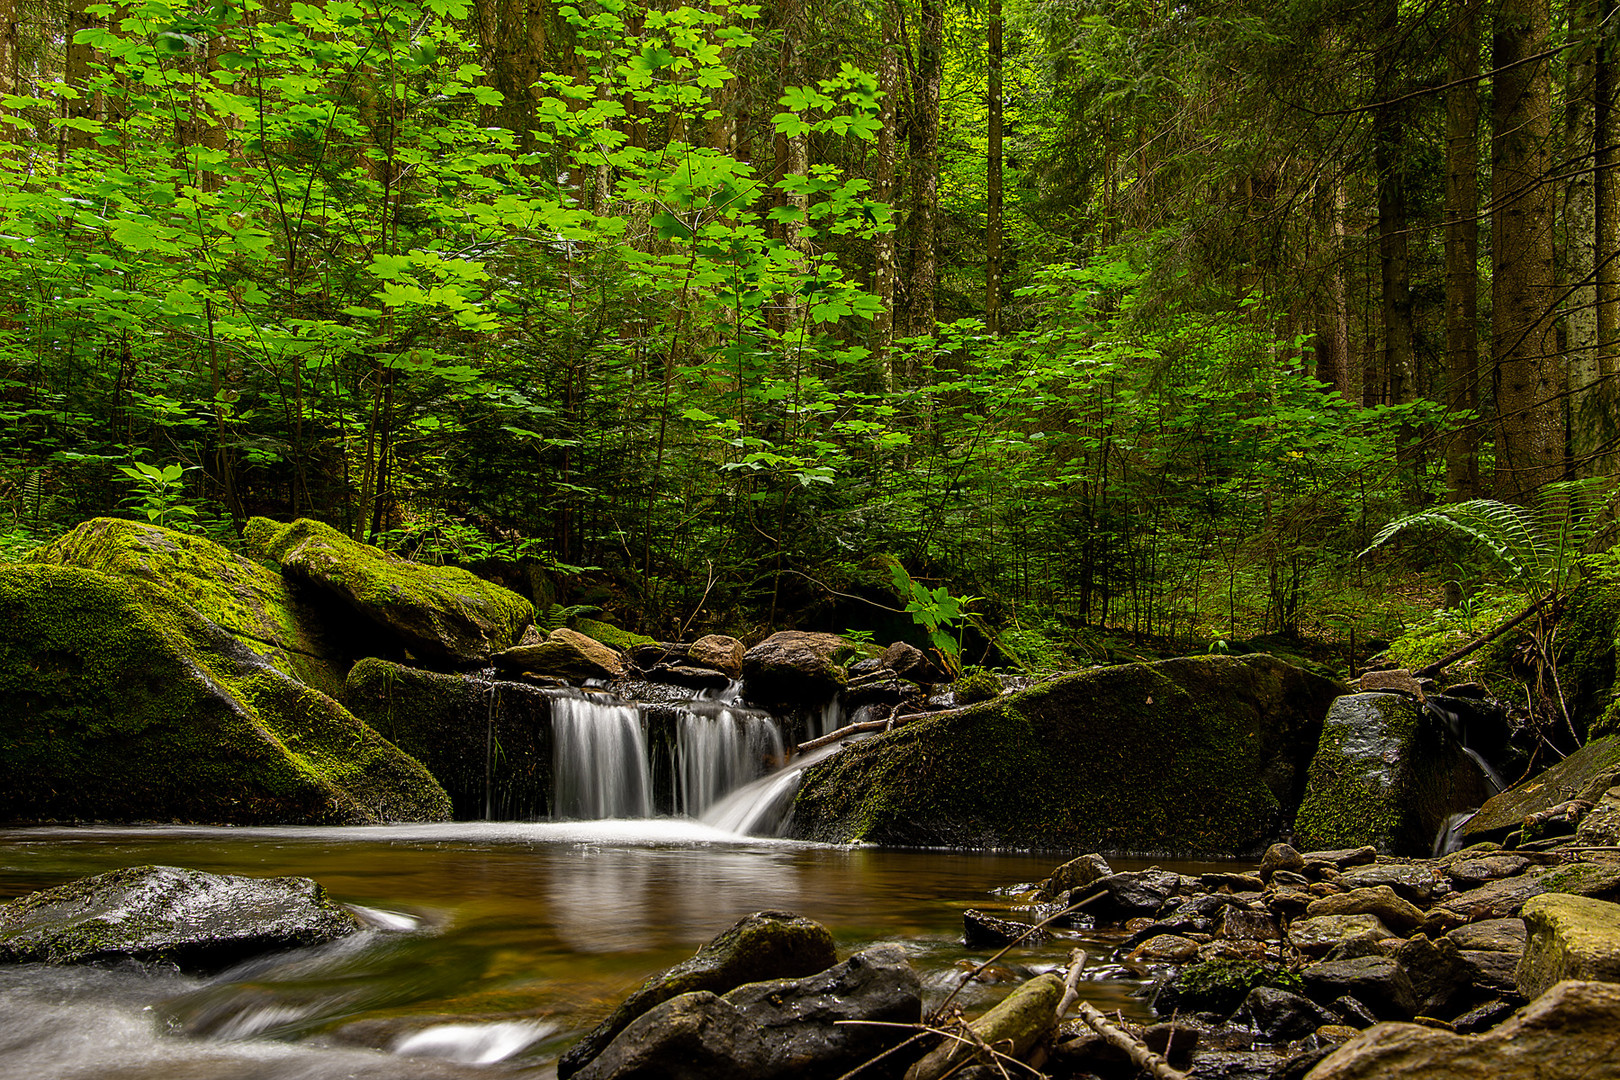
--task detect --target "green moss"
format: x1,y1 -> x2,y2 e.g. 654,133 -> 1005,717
242,516 -> 283,560
1160,960 -> 1302,1016
0,564 -> 450,825
30,517 -> 343,698
266,518 -> 533,664
953,668 -> 1001,704
572,617 -> 655,651
791,655 -> 1343,854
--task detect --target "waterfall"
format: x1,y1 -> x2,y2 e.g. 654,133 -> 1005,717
550,697 -> 653,819
672,707 -> 785,817
702,740 -> 850,836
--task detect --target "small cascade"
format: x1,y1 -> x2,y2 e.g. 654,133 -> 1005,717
550,696 -> 653,819
702,740 -> 850,836
1433,809 -> 1479,857
698,679 -> 744,704
671,707 -> 785,817
1424,698 -> 1507,792
814,698 -> 845,741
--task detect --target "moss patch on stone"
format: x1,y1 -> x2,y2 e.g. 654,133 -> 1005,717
31,517 -> 344,698
0,564 -> 450,825
264,518 -> 532,667
1463,736 -> 1620,843
790,654 -> 1343,854
572,617 -> 655,652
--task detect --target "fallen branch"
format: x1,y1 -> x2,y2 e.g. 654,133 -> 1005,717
905,974 -> 1065,1080
1059,949 -> 1189,1080
1413,598 -> 1545,678
797,716 -> 901,753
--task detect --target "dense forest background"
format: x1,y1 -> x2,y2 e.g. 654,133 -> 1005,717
0,0 -> 1615,668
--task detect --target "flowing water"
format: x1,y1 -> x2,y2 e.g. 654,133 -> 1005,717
0,823 -> 1222,1079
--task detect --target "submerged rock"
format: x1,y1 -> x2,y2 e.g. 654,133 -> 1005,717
1292,693 -> 1498,855
0,564 -> 451,825
263,517 -> 532,667
0,865 -> 359,971
557,911 -> 838,1078
572,945 -> 922,1080
791,655 -> 1341,853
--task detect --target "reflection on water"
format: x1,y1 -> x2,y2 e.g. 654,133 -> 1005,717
0,823 -> 1220,1079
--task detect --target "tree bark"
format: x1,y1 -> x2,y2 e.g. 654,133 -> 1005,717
0,0 -> 17,146
986,0 -> 1004,335
872,0 -> 900,384
1445,0 -> 1482,496
1491,0 -> 1563,501
64,0 -> 99,155
1568,0 -> 1602,477
905,0 -> 942,340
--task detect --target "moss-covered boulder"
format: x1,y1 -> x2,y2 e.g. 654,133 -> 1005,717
30,518 -> 344,698
1293,692 -> 1500,855
262,518 -> 531,667
345,659 -> 553,819
0,865 -> 359,972
1517,894 -> 1620,999
557,910 -> 838,1078
790,654 -> 1343,854
1461,736 -> 1620,845
0,564 -> 451,824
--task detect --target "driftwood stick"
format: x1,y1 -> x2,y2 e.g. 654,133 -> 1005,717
1056,950 -> 1189,1080
797,717 -> 897,753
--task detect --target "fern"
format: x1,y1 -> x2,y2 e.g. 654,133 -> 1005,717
540,603 -> 602,632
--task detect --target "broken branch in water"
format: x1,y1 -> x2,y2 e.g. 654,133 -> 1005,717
1058,949 -> 1190,1080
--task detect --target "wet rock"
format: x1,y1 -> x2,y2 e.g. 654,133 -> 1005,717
1265,888 -> 1316,918
688,635 -> 746,680
741,632 -> 847,711
647,663 -> 733,691
1462,736 -> 1620,845
905,972 -> 1063,1080
882,641 -> 944,684
1238,985 -> 1337,1041
0,865 -> 359,971
1516,893 -> 1620,999
1293,693 -> 1497,854
1154,959 -> 1297,1017
1203,871 -> 1266,892
1259,843 -> 1306,881
1305,979 -> 1620,1078
1435,874 -> 1548,923
1301,956 -> 1417,1020
1532,860 -> 1620,901
1573,785 -> 1620,846
1219,908 -> 1281,942
573,945 -> 922,1080
1394,934 -> 1470,1015
1130,934 -> 1202,963
1447,854 -> 1532,890
1300,846 -> 1378,870
1042,854 -> 1112,900
493,627 -> 625,682
557,911 -> 838,1078
1088,870 -> 1183,924
1304,886 -> 1424,934
962,909 -> 1046,948
791,655 -> 1342,852
1286,915 -> 1397,956
1338,863 -> 1446,905
1451,996 -> 1520,1032
1329,995 -> 1378,1027
263,518 -> 531,666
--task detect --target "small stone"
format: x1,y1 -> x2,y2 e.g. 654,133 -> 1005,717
1240,986 -> 1337,1041
1129,934 -> 1201,963
1305,885 -> 1425,933
962,909 -> 1045,948
1273,870 -> 1312,889
1220,907 -> 1281,941
1303,957 -> 1417,1020
1338,864 -> 1447,905
1447,854 -> 1532,891
1288,914 -> 1397,956
1260,843 -> 1307,881
1301,847 -> 1379,869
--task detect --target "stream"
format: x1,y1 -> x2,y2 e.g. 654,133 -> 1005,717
0,821 -> 1223,1079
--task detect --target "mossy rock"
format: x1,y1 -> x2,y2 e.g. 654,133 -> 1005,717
953,668 -> 1001,705
0,564 -> 451,825
345,658 -> 554,820
1293,692 -> 1499,855
31,517 -> 343,699
1155,959 -> 1303,1017
1462,736 -> 1620,845
573,617 -> 656,652
263,518 -> 532,667
790,654 -> 1344,855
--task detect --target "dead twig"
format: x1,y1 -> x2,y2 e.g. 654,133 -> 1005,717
1059,949 -> 1190,1080
933,891 -> 1102,1020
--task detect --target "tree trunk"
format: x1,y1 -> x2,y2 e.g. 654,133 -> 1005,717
1597,0 -> 1620,476
1374,0 -> 1415,412
986,0 -> 1004,335
1445,0 -> 1482,496
1568,0 -> 1601,476
1491,0 -> 1563,500
0,0 -> 17,145
64,0 -> 99,155
905,0 -> 942,340
871,0 -> 900,383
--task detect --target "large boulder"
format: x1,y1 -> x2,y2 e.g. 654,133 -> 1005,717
492,627 -> 625,682
262,518 -> 532,667
572,945 -> 922,1080
558,911 -> 838,1078
790,655 -> 1342,853
345,659 -> 554,819
1293,693 -> 1498,855
0,564 -> 451,825
1462,736 -> 1620,845
30,517 -> 344,698
741,632 -> 847,711
1517,893 -> 1620,999
1302,979 -> 1620,1079
0,865 -> 359,971
688,635 -> 746,680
